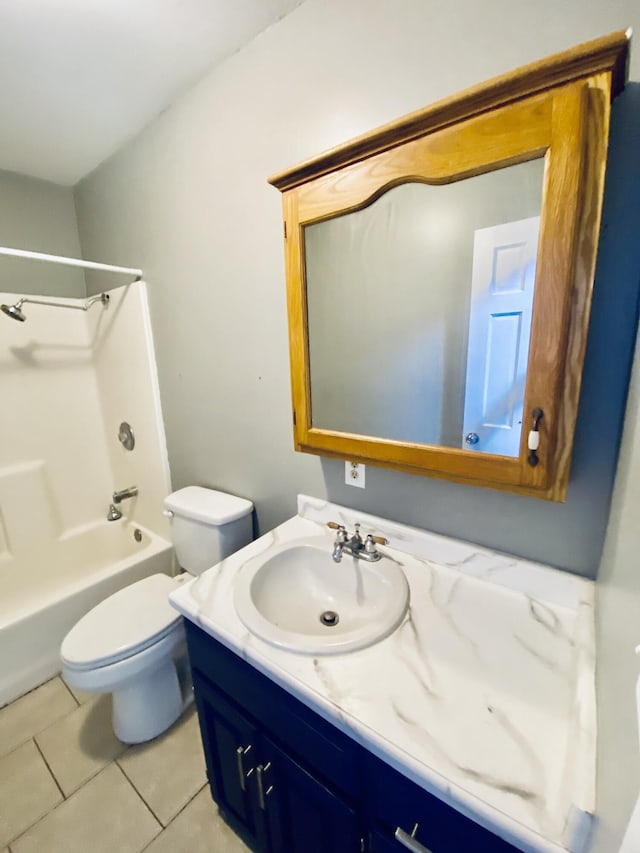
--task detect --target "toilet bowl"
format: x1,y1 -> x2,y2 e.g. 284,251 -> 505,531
60,487 -> 253,743
62,573 -> 188,743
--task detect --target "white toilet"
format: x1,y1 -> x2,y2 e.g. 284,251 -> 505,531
61,487 -> 253,744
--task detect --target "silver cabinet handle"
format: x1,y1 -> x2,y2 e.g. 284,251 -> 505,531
394,823 -> 433,853
235,745 -> 253,791
256,762 -> 273,810
465,432 -> 479,445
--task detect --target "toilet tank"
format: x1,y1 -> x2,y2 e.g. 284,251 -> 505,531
164,487 -> 253,574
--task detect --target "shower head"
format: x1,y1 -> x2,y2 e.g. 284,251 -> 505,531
1,301 -> 26,322
0,292 -> 109,322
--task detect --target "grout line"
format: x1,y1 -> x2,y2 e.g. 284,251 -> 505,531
32,737 -> 66,801
114,761 -> 164,829
4,763 -> 133,851
58,676 -> 82,708
138,782 -> 208,853
0,676 -> 77,761
5,766 -> 65,849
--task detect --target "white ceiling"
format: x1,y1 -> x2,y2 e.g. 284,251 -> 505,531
0,0 -> 304,186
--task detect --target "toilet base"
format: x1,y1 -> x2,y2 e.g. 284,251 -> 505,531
62,620 -> 194,744
113,657 -> 189,744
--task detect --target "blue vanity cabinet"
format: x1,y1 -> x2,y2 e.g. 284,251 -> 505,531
186,621 -> 363,852
185,620 -> 520,853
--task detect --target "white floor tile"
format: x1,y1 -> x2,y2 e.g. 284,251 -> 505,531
142,787 -> 250,853
10,763 -> 161,853
35,695 -> 127,796
0,740 -> 62,847
1,682 -> 249,853
118,707 -> 206,826
0,678 -> 77,759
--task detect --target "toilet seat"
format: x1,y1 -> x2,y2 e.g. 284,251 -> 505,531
62,624 -> 186,693
61,573 -> 182,670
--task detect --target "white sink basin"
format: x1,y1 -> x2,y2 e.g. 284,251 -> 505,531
233,537 -> 409,654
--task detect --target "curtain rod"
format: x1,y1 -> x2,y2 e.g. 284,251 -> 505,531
0,246 -> 142,278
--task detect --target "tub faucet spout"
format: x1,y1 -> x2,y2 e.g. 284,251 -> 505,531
113,486 -> 138,504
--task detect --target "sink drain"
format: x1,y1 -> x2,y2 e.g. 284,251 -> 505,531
320,610 -> 339,627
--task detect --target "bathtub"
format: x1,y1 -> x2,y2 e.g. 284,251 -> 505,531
0,520 -> 173,707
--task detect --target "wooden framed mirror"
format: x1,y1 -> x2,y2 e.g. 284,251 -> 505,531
269,31 -> 629,501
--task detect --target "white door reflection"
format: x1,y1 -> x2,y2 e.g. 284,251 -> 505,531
463,217 -> 539,456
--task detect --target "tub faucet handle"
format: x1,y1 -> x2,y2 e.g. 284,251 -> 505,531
107,503 -> 123,522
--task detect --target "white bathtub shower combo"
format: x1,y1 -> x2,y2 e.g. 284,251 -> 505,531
0,249 -> 174,710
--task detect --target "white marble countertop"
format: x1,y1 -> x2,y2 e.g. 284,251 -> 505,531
170,495 -> 596,853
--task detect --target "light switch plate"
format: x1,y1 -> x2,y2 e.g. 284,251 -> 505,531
345,461 -> 365,488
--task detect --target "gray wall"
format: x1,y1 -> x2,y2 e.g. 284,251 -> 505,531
0,169 -> 86,297
74,0 -> 640,580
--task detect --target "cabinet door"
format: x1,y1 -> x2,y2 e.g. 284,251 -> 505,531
259,734 -> 362,853
192,671 -> 262,846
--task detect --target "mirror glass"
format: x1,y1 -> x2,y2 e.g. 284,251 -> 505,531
305,158 -> 545,456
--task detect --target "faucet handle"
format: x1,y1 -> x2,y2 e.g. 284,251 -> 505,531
363,533 -> 388,560
327,521 -> 347,543
364,533 -> 389,556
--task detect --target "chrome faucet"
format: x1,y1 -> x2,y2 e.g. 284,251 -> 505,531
331,524 -> 350,562
113,486 -> 138,504
107,486 -> 139,520
327,522 -> 388,563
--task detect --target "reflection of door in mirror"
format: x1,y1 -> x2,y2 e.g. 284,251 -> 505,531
463,215 -> 540,457
304,158 -> 544,451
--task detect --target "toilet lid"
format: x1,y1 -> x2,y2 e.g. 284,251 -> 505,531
61,574 -> 182,669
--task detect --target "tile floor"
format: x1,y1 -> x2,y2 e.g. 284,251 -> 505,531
0,676 -> 250,853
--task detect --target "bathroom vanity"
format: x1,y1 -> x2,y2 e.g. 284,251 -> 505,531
184,618 -> 519,852
170,497 -> 595,853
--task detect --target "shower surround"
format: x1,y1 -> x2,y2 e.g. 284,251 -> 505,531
0,280 -> 172,706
